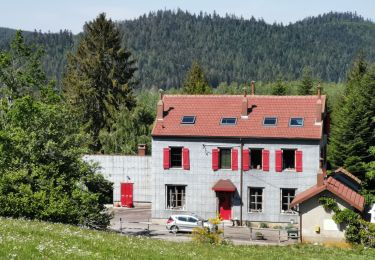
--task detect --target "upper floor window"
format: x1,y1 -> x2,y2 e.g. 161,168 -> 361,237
281,188 -> 296,214
221,117 -> 237,125
248,187 -> 263,212
289,117 -> 304,127
282,149 -> 296,170
219,148 -> 231,169
181,116 -> 196,124
250,149 -> 263,170
170,147 -> 182,168
263,117 -> 277,126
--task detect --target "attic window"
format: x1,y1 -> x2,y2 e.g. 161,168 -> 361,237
290,117 -> 304,127
181,116 -> 196,124
221,117 -> 237,125
263,117 -> 277,126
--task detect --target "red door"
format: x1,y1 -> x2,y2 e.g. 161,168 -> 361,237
121,183 -> 134,208
218,192 -> 232,220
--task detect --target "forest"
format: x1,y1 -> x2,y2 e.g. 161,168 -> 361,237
1,11 -> 375,89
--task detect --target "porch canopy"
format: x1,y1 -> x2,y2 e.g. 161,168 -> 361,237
212,179 -> 236,192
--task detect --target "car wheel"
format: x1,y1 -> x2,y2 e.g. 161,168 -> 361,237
171,225 -> 179,234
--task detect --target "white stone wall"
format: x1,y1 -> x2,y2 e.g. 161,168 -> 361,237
300,191 -> 350,243
83,155 -> 151,203
152,137 -> 321,223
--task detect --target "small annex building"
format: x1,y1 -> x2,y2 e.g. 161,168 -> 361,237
290,170 -> 365,243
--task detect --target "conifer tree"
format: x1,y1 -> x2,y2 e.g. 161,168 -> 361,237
182,62 -> 212,94
298,67 -> 314,95
328,57 -> 375,179
63,13 -> 137,151
271,79 -> 287,95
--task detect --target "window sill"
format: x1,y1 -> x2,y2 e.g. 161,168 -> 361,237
248,211 -> 263,214
282,169 -> 296,172
280,212 -> 298,215
165,208 -> 187,211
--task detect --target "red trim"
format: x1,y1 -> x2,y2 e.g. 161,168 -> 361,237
295,150 -> 303,172
275,150 -> 283,172
231,149 -> 238,171
212,148 -> 219,171
163,148 -> 170,169
262,150 -> 269,171
242,149 -> 250,171
183,148 -> 190,170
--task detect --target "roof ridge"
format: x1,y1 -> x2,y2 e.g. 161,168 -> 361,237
163,94 -> 326,98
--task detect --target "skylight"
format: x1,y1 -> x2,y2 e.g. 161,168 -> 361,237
221,117 -> 237,125
181,116 -> 196,124
290,117 -> 304,127
263,117 -> 277,126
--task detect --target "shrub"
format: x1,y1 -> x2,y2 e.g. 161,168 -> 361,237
259,222 -> 269,228
191,215 -> 229,245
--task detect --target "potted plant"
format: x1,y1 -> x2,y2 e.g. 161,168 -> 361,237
255,231 -> 264,240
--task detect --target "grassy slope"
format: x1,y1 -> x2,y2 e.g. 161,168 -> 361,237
0,218 -> 374,259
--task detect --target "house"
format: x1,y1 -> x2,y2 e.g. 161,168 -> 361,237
290,171 -> 365,243
151,85 -> 328,224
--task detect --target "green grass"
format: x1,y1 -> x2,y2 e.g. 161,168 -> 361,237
0,218 -> 374,259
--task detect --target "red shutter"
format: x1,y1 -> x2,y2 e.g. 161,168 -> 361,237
183,148 -> 190,170
275,150 -> 283,172
232,149 -> 238,171
296,150 -> 303,172
262,150 -> 269,171
212,148 -> 219,171
242,149 -> 250,171
163,148 -> 170,169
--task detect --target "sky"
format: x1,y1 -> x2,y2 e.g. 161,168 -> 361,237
1,0 -> 374,34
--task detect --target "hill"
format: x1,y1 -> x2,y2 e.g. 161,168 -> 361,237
1,11 -> 375,89
0,217 -> 373,259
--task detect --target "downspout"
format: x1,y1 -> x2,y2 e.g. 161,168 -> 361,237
240,138 -> 244,226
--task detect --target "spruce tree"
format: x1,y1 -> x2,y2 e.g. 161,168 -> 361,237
271,80 -> 287,95
63,13 -> 137,151
328,57 -> 375,179
298,67 -> 314,95
182,62 -> 212,94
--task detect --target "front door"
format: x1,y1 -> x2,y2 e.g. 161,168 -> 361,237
218,192 -> 232,220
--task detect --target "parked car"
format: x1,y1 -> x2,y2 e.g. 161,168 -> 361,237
166,214 -> 214,233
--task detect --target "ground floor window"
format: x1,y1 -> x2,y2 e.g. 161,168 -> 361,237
248,187 -> 263,212
166,185 -> 186,210
281,188 -> 296,214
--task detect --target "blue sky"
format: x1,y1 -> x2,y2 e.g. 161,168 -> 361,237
1,0 -> 374,34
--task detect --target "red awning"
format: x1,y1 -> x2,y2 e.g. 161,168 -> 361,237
212,179 -> 236,192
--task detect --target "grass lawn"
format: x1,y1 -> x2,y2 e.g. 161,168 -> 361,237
0,217 -> 374,259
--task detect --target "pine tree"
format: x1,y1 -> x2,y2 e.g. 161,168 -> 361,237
271,80 -> 287,95
182,62 -> 212,94
328,57 -> 375,179
63,13 -> 137,151
298,67 -> 314,95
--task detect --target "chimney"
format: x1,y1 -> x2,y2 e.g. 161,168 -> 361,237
316,84 -> 322,123
317,169 -> 324,187
138,144 -> 146,156
157,89 -> 164,121
251,81 -> 255,95
241,87 -> 248,119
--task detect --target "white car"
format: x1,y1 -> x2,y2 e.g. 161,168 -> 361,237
166,214 -> 214,233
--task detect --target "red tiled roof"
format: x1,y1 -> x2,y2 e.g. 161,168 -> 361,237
290,177 -> 365,212
152,95 -> 326,139
212,179 -> 237,192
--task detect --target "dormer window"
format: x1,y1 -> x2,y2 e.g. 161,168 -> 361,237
289,117 -> 304,127
221,117 -> 237,125
263,117 -> 277,126
181,116 -> 196,124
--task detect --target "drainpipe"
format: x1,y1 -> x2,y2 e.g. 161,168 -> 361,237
240,138 -> 244,226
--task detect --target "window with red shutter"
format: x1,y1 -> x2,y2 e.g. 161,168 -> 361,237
212,148 -> 219,171
232,149 -> 238,171
183,148 -> 190,170
295,150 -> 303,172
163,148 -> 170,169
275,150 -> 283,172
262,150 -> 270,171
242,149 -> 250,171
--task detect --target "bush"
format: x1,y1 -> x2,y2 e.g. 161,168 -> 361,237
260,222 -> 269,228
191,215 -> 229,245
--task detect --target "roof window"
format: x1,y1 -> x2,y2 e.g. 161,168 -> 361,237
263,117 -> 277,126
221,117 -> 237,125
289,117 -> 304,127
181,116 -> 196,124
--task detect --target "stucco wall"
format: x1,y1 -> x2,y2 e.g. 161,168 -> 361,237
152,137 -> 321,222
83,155 -> 152,203
300,191 -> 351,243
